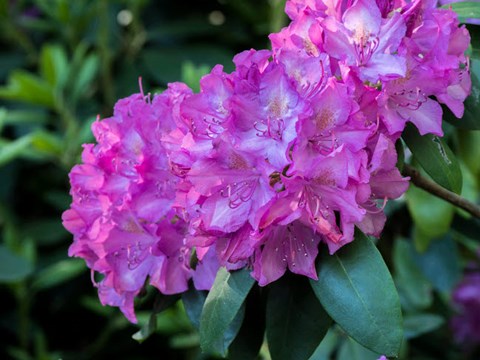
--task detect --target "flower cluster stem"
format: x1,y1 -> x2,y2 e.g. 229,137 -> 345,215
403,164 -> 480,219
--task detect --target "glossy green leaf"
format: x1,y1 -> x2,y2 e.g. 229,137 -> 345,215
310,233 -> 403,357
182,288 -> 208,330
406,183 -> 454,248
0,245 -> 33,283
199,267 -> 254,356
337,337 -> 380,360
441,2 -> 480,23
32,258 -> 86,290
308,328 -> 339,360
445,59 -> 480,130
393,239 -> 433,311
267,277 -> 331,360
404,313 -> 444,339
229,287 -> 265,360
403,123 -> 462,193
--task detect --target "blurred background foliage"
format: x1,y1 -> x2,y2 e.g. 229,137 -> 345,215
0,0 -> 287,359
1,0 -> 480,359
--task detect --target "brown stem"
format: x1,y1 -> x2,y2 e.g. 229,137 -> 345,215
402,164 -> 480,219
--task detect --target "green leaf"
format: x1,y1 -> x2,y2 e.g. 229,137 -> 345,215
40,44 -> 69,89
403,313 -> 444,339
267,277 -> 331,360
441,2 -> 480,23
403,123 -> 462,193
337,337 -> 380,360
0,136 -> 32,167
445,59 -> 480,130
199,267 -> 254,356
228,287 -> 266,360
70,54 -> 99,105
182,288 -> 208,330
132,313 -> 157,343
308,328 -> 340,360
393,239 -> 432,311
0,245 -> 34,283
310,233 -> 403,357
395,139 -> 405,172
32,258 -> 86,290
0,108 -> 49,127
0,70 -> 54,108
406,183 -> 454,248
411,235 -> 461,293
181,61 -> 211,93
30,131 -> 63,157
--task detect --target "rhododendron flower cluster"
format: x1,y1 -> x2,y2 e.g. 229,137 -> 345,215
63,0 -> 470,322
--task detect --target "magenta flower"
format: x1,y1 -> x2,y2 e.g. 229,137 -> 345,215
252,221 -> 321,286
63,93 -> 193,322
62,0 -> 470,322
322,0 -> 407,83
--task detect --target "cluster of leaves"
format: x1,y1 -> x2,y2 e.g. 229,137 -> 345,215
1,0 -> 480,360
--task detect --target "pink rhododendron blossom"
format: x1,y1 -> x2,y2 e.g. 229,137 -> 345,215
63,0 -> 470,321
